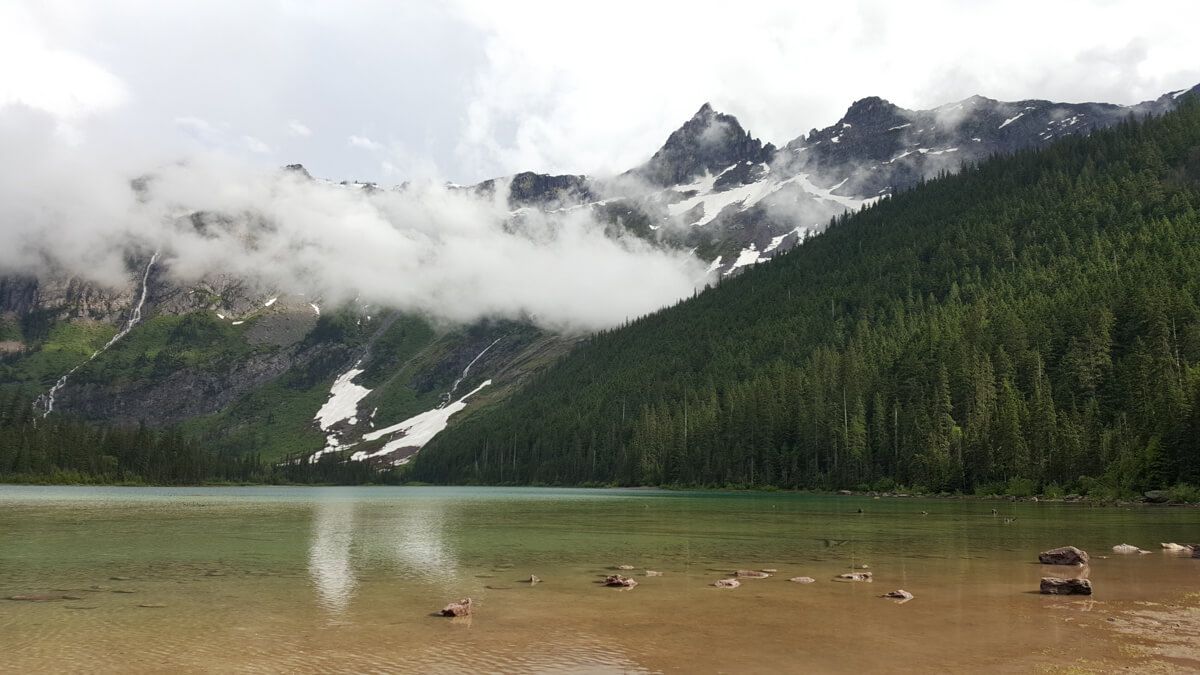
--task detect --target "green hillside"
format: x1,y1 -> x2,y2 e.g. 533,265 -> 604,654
412,99 -> 1200,498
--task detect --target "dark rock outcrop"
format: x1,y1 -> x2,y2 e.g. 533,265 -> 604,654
1039,546 -> 1089,566
1040,578 -> 1092,595
632,103 -> 774,188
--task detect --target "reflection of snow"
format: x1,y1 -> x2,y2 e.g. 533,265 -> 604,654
308,500 -> 358,617
380,505 -> 457,582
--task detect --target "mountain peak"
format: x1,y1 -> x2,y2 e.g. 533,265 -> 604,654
631,103 -> 771,187
841,96 -> 900,124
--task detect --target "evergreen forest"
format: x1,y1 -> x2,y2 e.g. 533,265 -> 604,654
412,98 -> 1200,498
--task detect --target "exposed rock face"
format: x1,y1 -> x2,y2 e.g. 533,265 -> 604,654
604,574 -> 638,588
475,171 -> 594,209
1039,546 -> 1090,566
59,343 -> 348,427
632,103 -> 774,188
1040,577 -> 1093,595
440,598 -> 472,617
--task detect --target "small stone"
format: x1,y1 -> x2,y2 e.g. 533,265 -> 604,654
604,575 -> 638,588
8,594 -> 82,602
1040,577 -> 1092,595
789,577 -> 816,583
528,575 -> 541,585
1111,543 -> 1140,554
881,589 -> 914,600
838,572 -> 873,582
735,570 -> 770,578
441,598 -> 472,617
714,578 -> 740,588
761,569 -> 777,573
617,565 -> 635,570
644,571 -> 663,577
1038,546 -> 1089,566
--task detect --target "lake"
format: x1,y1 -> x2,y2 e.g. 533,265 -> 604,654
1,486 -> 1197,673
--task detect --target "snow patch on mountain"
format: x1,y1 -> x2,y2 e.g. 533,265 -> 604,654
353,380 -> 492,465
315,367 -> 370,431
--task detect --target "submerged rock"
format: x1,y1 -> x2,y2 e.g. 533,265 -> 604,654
714,578 -> 740,588
1112,544 -> 1143,554
616,565 -> 635,571
645,570 -> 663,577
8,594 -> 82,602
1040,577 -> 1092,595
1039,546 -> 1089,566
604,575 -> 638,588
440,598 -> 472,617
736,570 -> 770,579
838,572 -> 873,582
789,577 -> 816,584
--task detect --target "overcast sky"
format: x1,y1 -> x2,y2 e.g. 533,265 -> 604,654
4,0 -> 1199,186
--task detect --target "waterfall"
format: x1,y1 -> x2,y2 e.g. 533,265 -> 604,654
35,251 -> 159,417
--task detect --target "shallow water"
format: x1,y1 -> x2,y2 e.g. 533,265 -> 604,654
1,486 -> 1197,673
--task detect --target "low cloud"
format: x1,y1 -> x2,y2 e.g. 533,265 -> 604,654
0,106 -> 705,333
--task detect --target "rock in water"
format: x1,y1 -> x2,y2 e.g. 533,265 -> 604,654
604,575 -> 638,588
838,572 -> 873,582
8,594 -> 82,601
789,577 -> 816,584
881,589 -> 914,600
1039,546 -> 1089,566
1112,543 -> 1140,554
735,570 -> 770,579
528,575 -> 541,585
616,565 -> 635,571
1193,546 -> 1200,559
714,578 -> 740,588
440,598 -> 472,617
644,571 -> 663,577
1040,578 -> 1092,595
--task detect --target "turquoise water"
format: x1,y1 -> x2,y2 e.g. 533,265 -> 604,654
1,486 -> 1197,673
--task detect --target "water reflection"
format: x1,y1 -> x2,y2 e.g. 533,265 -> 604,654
380,503 -> 456,582
308,499 -> 358,617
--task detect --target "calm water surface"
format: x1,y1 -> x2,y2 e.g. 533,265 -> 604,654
1,486 -> 1198,673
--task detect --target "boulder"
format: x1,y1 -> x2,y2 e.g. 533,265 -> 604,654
440,598 -> 472,617
736,570 -> 770,579
1038,546 -> 1089,566
881,589 -> 914,600
1143,490 -> 1169,503
1040,577 -> 1092,595
837,572 -> 873,582
789,577 -> 816,584
604,575 -> 637,588
714,578 -> 740,588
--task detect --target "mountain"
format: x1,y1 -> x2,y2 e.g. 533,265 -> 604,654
411,97 -> 1200,495
2,83 -> 1199,485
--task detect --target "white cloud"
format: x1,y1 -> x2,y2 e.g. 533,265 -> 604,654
288,120 -> 313,137
348,135 -> 383,152
243,135 -> 271,154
